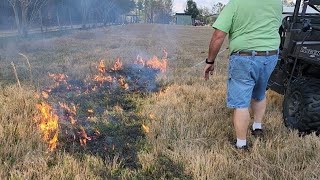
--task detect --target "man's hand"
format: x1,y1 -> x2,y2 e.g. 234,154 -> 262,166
204,64 -> 214,80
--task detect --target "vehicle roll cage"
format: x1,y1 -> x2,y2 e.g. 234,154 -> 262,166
293,0 -> 320,22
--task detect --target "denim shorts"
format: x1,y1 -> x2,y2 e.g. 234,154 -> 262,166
227,53 -> 278,108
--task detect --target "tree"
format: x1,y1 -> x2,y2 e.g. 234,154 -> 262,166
3,0 -> 136,33
199,7 -> 212,25
142,0 -> 173,24
80,0 -> 90,27
107,0 -> 135,23
8,0 -> 48,36
185,0 -> 199,19
283,0 -> 295,7
137,0 -> 143,20
154,0 -> 173,23
212,2 -> 225,14
144,0 -> 155,23
200,7 -> 211,17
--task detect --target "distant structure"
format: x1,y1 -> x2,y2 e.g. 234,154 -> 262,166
175,13 -> 192,25
125,13 -> 139,24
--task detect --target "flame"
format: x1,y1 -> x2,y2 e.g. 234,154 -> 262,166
78,126 -> 91,146
93,75 -> 113,83
35,102 -> 59,151
48,73 -> 68,87
41,91 -> 49,99
111,58 -> 123,71
118,76 -> 129,90
93,60 -> 115,83
135,55 -> 167,72
69,116 -> 76,125
35,52 -> 168,150
149,113 -> 155,120
58,102 -> 77,124
135,55 -> 145,66
142,124 -> 150,133
98,59 -> 106,74
87,109 -> 94,118
146,55 -> 167,72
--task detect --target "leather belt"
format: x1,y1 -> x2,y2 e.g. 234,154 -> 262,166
231,50 -> 278,56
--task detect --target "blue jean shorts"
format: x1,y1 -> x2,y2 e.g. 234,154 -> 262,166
227,53 -> 278,108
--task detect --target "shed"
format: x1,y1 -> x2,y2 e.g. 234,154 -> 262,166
175,13 -> 192,25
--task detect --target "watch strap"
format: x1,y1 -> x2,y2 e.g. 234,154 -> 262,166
205,58 -> 214,64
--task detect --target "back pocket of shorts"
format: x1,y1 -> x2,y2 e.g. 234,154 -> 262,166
228,57 -> 253,80
229,68 -> 251,80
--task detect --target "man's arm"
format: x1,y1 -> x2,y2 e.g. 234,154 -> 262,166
204,29 -> 227,80
207,29 -> 227,63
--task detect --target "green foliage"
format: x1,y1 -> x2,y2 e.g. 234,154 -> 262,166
185,0 -> 199,18
212,2 -> 225,14
137,0 -> 144,10
143,0 -> 173,23
283,0 -> 295,7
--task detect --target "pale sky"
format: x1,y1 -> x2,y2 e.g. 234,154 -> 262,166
173,0 -> 297,13
173,0 -> 229,13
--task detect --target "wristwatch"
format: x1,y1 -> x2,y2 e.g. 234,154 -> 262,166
205,58 -> 214,64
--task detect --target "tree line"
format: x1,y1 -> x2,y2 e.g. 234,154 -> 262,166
0,0 -> 173,36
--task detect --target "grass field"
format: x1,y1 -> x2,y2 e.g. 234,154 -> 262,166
0,24 -> 320,179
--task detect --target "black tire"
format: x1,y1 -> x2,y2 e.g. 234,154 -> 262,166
283,78 -> 320,133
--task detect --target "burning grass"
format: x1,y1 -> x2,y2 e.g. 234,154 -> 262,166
33,53 -> 168,165
0,24 -> 319,179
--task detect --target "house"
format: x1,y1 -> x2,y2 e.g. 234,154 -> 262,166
175,13 -> 192,25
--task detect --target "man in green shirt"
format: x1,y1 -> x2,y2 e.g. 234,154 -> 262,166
204,0 -> 282,149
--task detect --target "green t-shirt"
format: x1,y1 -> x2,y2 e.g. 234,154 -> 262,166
212,0 -> 282,53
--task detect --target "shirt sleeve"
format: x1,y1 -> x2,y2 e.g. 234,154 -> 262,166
212,1 -> 237,33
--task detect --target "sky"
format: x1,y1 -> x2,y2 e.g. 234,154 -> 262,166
173,0 -> 229,13
172,0 -> 297,13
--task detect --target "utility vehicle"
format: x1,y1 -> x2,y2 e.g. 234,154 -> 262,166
268,0 -> 320,133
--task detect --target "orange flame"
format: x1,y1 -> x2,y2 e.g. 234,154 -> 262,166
135,55 -> 167,72
142,124 -> 150,133
93,59 -> 115,83
93,75 -> 113,83
98,60 -> 106,74
111,58 -> 123,71
146,56 -> 167,72
87,109 -> 94,118
35,102 -> 59,151
118,76 -> 129,90
59,102 -> 77,125
79,126 -> 91,146
149,113 -> 155,120
41,91 -> 49,99
48,73 -> 68,87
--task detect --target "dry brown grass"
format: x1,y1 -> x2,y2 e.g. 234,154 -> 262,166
0,85 -> 126,179
0,24 -> 319,179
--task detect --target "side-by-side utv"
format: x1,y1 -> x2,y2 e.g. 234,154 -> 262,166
268,0 -> 320,133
